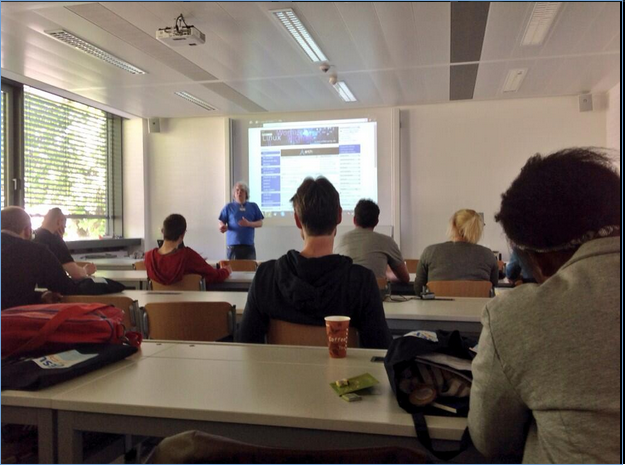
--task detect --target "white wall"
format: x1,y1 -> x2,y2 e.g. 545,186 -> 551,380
130,95 -> 607,262
399,95 -> 606,260
606,83 -> 621,154
122,118 -> 148,242
144,117 -> 229,259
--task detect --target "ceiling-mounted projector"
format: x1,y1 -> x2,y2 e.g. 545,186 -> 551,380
157,14 -> 205,47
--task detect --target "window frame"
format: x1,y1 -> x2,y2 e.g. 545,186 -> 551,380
1,78 -> 123,238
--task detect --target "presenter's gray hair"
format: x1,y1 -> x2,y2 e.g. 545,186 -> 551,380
233,181 -> 250,201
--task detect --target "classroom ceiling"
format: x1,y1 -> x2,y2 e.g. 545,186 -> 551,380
1,2 -> 620,118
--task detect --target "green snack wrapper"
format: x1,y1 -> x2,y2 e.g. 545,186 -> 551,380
330,373 -> 380,396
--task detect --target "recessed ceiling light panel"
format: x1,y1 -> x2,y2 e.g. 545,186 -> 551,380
332,81 -> 357,102
271,9 -> 327,62
46,29 -> 146,75
521,2 -> 562,46
502,68 -> 528,93
174,91 -> 216,111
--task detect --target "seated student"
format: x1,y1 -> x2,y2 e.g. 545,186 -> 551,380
468,148 -> 620,463
1,206 -> 77,310
505,247 -> 536,284
413,209 -> 498,294
145,214 -> 231,286
237,177 -> 392,349
334,199 -> 410,283
33,208 -> 97,279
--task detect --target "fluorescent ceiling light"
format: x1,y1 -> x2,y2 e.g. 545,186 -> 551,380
271,9 -> 327,62
46,29 -> 146,75
502,68 -> 528,93
521,2 -> 562,46
174,91 -> 216,111
332,81 -> 357,102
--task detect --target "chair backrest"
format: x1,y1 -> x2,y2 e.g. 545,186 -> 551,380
426,280 -> 492,298
149,431 -> 428,464
267,319 -> 359,348
404,259 -> 420,273
134,260 -> 147,270
218,260 -> 257,272
375,277 -> 388,290
61,295 -> 137,330
150,274 -> 205,291
143,302 -> 235,341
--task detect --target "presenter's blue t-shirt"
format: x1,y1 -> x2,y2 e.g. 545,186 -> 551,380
219,202 -> 264,246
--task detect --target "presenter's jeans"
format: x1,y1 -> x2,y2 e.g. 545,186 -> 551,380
227,245 -> 256,260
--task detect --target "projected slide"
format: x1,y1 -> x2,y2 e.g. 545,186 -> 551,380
249,119 -> 377,216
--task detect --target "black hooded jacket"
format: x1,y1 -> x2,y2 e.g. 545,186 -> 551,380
236,250 -> 392,349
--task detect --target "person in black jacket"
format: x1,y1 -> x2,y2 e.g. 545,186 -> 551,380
1,207 -> 77,310
237,177 -> 392,349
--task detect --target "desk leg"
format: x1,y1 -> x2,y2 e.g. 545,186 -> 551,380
37,410 -> 56,464
57,411 -> 83,464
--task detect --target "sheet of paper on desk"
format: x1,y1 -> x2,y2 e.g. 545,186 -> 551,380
417,353 -> 472,372
90,276 -> 108,284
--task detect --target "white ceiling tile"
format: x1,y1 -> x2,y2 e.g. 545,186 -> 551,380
539,2 -> 604,57
0,1 -> 620,118
411,2 -> 451,66
334,2 -> 394,70
295,2 -> 366,71
480,2 -> 532,61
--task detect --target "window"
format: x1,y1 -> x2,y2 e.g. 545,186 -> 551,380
12,85 -> 123,239
1,90 -> 6,207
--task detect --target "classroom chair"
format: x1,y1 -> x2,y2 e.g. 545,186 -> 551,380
61,295 -> 137,331
267,319 -> 359,348
150,274 -> 206,291
404,259 -> 420,274
148,430 -> 428,464
218,259 -> 258,271
143,302 -> 235,342
426,280 -> 492,298
134,260 -> 146,270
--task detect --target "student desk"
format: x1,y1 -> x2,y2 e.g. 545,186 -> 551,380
383,297 -> 487,337
50,342 -> 466,463
85,257 -> 139,271
206,271 -> 255,291
93,270 -> 255,291
0,342 -> 175,463
93,270 -> 149,289
115,290 -> 486,338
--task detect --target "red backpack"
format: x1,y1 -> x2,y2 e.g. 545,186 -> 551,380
1,302 -> 140,359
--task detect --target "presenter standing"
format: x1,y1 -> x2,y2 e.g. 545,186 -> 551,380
218,182 -> 264,260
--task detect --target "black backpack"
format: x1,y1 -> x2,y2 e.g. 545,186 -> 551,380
384,330 -> 477,460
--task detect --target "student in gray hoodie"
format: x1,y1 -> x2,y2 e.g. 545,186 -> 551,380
468,148 -> 620,463
236,177 -> 392,349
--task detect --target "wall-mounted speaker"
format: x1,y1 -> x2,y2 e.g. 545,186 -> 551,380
148,118 -> 161,133
578,94 -> 593,112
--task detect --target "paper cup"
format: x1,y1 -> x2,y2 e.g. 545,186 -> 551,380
324,316 -> 351,358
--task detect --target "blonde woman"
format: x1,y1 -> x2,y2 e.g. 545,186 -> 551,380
413,209 -> 498,293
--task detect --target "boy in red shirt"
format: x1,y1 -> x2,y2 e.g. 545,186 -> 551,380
145,214 -> 231,286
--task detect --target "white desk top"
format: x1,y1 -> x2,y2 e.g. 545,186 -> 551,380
93,270 -> 148,281
93,270 -> 255,284
225,271 -> 255,283
50,342 -> 466,441
113,291 -> 487,323
383,297 -> 488,322
1,342 -> 174,408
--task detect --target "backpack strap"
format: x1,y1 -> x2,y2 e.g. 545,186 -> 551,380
4,303 -> 112,359
411,412 -> 470,461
